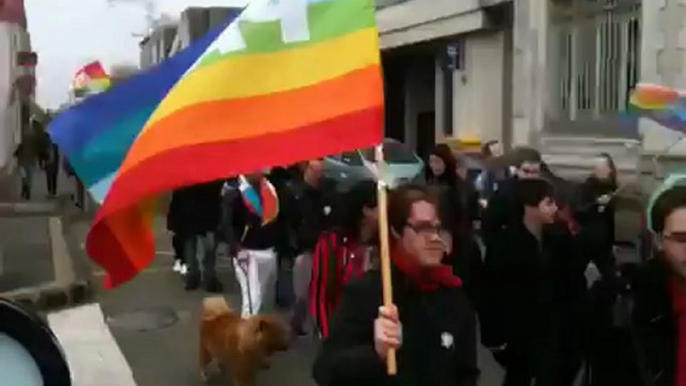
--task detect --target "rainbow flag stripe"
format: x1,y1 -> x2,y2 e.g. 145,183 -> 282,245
629,83 -> 686,134
49,0 -> 384,288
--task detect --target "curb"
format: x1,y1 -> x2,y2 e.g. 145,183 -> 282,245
0,196 -> 71,217
0,215 -> 94,312
1,279 -> 93,312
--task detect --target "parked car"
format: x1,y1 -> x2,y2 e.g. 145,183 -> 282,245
323,138 -> 424,192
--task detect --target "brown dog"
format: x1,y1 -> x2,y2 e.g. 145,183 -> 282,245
199,296 -> 290,386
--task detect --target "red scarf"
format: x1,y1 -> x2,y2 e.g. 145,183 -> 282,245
669,280 -> 686,386
392,245 -> 462,292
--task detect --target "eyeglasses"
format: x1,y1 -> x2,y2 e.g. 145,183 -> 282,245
663,232 -> 686,244
520,167 -> 540,175
406,221 -> 448,238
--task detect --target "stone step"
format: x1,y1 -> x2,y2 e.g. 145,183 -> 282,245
539,135 -> 643,183
540,136 -> 642,157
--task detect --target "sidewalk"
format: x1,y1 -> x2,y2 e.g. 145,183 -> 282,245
0,167 -> 93,310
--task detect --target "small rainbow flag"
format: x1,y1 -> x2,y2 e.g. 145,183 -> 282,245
49,0 -> 384,288
629,83 -> 686,134
71,61 -> 112,94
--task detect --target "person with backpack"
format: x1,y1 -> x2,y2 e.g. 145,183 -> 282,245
310,180 -> 378,340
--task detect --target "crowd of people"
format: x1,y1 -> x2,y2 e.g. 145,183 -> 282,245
165,141 -> 684,386
12,116 -> 86,208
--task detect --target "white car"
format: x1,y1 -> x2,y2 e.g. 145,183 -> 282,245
323,138 -> 425,192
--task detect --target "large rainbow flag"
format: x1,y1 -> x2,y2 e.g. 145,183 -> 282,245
49,0 -> 384,288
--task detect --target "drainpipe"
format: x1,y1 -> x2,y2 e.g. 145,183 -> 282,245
442,63 -> 454,138
442,42 -> 462,138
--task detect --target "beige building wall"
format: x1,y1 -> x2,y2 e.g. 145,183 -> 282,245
0,23 -> 31,178
451,31 -> 506,144
377,0 -> 486,50
638,0 -> 686,157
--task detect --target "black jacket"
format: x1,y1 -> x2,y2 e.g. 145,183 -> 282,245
313,268 -> 479,386
281,177 -> 336,256
167,181 -> 224,236
629,258 -> 677,386
480,222 -> 587,348
481,177 -> 521,246
574,177 -> 618,282
222,179 -> 281,251
447,233 -> 484,319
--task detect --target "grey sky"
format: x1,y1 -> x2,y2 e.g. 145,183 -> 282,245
25,0 -> 247,109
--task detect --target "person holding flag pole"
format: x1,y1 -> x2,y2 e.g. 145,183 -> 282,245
313,145 -> 479,386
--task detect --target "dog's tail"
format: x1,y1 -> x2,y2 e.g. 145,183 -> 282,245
202,296 -> 232,321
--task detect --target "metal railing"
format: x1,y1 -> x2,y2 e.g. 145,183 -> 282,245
547,0 -> 641,137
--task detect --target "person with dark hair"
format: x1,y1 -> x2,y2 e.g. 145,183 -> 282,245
43,139 -> 60,198
575,153 -> 619,282
426,144 -> 458,188
13,136 -> 39,200
597,185 -> 686,386
481,147 -> 542,245
313,184 -> 478,386
481,178 -> 587,386
309,180 -> 378,339
168,180 -> 225,292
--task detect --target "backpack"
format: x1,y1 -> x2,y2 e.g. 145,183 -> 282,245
309,230 -> 367,339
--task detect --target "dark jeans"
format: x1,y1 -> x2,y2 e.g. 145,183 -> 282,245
45,166 -> 58,196
20,166 -> 33,200
503,324 -> 584,386
74,178 -> 85,209
171,233 -> 184,263
183,233 -> 218,286
275,257 -> 295,308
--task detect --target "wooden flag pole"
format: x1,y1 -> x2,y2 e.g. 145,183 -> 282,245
375,144 -> 397,376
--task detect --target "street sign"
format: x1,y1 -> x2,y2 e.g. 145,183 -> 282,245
446,42 -> 462,71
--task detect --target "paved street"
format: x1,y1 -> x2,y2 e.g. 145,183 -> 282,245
0,166 -> 81,294
57,218 -> 504,386
0,216 -> 53,292
0,165 -> 73,202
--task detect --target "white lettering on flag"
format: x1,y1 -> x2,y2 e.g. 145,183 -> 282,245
198,0 -> 311,64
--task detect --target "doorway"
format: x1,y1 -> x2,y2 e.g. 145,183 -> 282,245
416,111 -> 436,160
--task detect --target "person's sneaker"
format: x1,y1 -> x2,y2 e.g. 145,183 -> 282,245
180,264 -> 188,276
173,260 -> 182,273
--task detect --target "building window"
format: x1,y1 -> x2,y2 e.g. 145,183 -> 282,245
547,0 -> 641,137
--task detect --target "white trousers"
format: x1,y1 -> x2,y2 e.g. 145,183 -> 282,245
234,249 -> 277,318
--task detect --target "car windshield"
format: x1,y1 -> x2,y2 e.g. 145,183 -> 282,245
361,141 -> 417,164
333,151 -> 364,166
